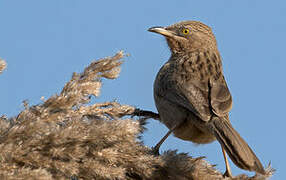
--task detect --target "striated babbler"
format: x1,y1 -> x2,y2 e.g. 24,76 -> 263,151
148,21 -> 265,177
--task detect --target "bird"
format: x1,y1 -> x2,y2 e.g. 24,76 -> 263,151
148,20 -> 265,177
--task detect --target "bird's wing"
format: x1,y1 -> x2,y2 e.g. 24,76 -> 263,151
209,77 -> 232,117
158,79 -> 211,121
163,77 -> 232,122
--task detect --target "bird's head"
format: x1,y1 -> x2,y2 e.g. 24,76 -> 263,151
148,21 -> 218,54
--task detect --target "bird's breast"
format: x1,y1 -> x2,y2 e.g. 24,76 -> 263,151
174,51 -> 223,82
153,62 -> 175,97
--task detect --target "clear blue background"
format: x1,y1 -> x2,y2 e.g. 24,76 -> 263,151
0,1 -> 284,179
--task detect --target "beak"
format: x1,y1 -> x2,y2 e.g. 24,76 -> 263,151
148,26 -> 176,38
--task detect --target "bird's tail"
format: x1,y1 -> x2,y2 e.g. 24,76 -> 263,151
210,116 -> 265,174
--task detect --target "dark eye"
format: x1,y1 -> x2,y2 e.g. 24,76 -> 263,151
182,28 -> 190,35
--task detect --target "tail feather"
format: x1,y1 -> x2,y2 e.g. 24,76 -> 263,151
210,116 -> 265,174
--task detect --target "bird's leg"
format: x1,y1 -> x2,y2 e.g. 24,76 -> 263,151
152,129 -> 172,155
132,108 -> 160,120
221,145 -> 233,178
152,124 -> 178,155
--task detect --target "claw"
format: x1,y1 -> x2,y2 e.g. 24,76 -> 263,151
151,146 -> 160,156
223,170 -> 232,178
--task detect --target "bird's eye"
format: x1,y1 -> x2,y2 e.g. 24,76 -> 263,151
182,28 -> 190,35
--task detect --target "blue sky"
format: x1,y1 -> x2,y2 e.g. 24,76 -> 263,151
0,1 -> 285,179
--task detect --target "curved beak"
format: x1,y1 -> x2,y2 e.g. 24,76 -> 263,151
148,26 -> 176,38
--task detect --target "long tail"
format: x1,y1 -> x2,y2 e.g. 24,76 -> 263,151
210,116 -> 265,174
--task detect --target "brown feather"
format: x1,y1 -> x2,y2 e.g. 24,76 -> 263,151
151,20 -> 265,174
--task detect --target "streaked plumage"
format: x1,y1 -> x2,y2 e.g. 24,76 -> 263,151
149,21 -> 265,176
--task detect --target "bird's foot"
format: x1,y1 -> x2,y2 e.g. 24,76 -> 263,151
132,108 -> 160,120
223,170 -> 233,179
151,146 -> 160,156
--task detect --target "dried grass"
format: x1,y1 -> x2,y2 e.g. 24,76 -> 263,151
0,59 -> 6,74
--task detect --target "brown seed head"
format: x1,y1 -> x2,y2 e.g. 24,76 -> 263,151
148,21 -> 218,54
